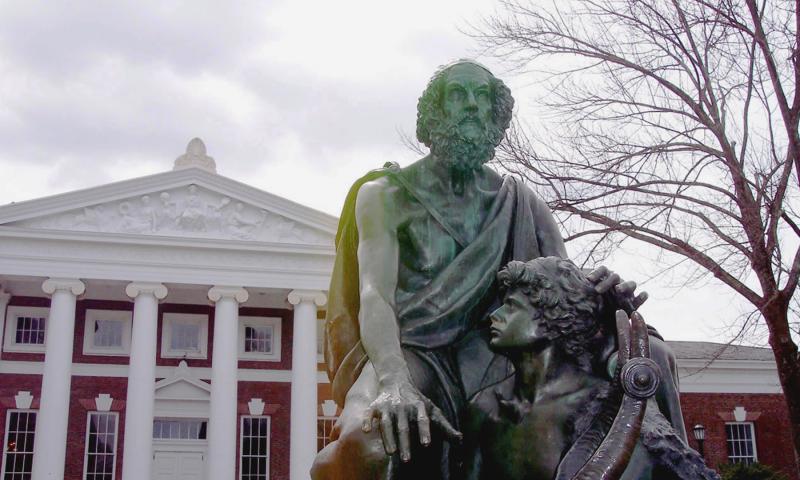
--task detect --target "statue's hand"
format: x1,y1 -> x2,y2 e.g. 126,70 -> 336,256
361,379 -> 462,462
586,265 -> 648,311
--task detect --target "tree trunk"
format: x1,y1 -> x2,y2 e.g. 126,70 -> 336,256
763,300 -> 800,461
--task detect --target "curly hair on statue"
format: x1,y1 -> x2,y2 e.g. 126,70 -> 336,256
497,257 -> 604,359
415,59 -> 514,148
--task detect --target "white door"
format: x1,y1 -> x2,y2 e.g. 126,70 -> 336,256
153,451 -> 205,480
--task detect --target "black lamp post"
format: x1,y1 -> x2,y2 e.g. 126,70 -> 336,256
693,424 -> 706,458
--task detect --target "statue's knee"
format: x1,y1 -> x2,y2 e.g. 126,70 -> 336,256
337,419 -> 387,464
312,419 -> 389,480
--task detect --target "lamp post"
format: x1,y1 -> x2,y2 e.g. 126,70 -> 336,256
693,424 -> 706,458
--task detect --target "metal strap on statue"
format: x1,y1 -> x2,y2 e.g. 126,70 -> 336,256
555,310 -> 661,480
385,163 -> 468,249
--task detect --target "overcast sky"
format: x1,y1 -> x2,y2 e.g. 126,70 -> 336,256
0,0 -> 757,344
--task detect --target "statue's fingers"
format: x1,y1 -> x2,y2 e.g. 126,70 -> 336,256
594,271 -> 621,293
586,265 -> 609,283
615,280 -> 637,296
380,409 -> 397,455
632,291 -> 649,309
362,407 -> 375,433
416,401 -> 431,446
430,406 -> 462,442
396,407 -> 411,462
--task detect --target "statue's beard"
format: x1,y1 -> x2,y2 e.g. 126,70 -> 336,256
428,116 -> 502,193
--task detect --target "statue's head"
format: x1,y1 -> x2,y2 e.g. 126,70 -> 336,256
416,59 -> 514,175
490,257 -> 603,359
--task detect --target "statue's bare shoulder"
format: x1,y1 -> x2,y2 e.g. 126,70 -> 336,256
354,175 -> 405,236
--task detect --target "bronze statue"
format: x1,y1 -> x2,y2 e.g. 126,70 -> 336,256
463,258 -> 717,480
312,60 -> 683,480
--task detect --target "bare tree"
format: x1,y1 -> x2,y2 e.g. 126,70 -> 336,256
476,0 -> 800,460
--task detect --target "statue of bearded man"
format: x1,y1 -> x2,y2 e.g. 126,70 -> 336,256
311,60 -> 667,480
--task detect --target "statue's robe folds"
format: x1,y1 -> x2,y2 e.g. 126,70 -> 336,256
320,165 -> 687,479
325,164 -> 568,424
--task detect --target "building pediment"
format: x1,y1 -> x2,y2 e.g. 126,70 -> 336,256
0,165 -> 337,246
155,361 -> 211,401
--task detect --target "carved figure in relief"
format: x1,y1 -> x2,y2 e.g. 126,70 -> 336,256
228,202 -> 260,239
140,195 -> 157,232
159,192 -> 177,229
176,185 -> 207,231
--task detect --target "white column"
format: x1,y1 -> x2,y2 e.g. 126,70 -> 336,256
121,282 -> 167,480
207,286 -> 249,480
31,278 -> 85,480
288,289 -> 327,480
0,288 -> 10,346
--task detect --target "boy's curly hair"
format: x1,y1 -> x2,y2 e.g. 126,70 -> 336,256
497,257 -> 604,359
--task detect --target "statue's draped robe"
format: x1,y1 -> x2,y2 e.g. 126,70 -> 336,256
325,165 -> 568,419
321,165 -> 688,480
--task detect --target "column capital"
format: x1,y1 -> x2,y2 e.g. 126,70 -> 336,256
125,282 -> 168,300
0,288 -> 11,304
42,278 -> 85,296
287,289 -> 327,307
208,286 -> 249,304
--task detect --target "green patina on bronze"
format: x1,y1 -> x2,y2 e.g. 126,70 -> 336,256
313,60 -> 705,480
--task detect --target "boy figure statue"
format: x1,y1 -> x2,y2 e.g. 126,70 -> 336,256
463,257 -> 718,480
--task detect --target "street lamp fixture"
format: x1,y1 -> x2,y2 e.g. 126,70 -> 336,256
693,424 -> 706,458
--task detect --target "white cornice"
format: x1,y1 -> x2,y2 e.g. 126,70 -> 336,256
0,167 -> 338,233
0,226 -> 333,255
0,229 -> 333,290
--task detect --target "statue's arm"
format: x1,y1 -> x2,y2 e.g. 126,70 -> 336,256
354,179 -> 461,461
354,179 -> 409,388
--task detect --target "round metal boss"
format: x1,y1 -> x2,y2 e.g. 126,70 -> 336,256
620,357 -> 661,399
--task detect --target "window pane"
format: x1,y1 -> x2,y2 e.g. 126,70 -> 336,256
151,419 -> 207,440
726,422 -> 756,464
85,413 -> 117,480
94,320 -> 124,348
171,323 -> 200,351
240,417 -> 270,480
244,325 -> 273,353
3,411 -> 37,477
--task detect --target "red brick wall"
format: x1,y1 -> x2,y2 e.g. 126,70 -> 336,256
63,376 -> 128,480
238,381 -> 291,480
681,392 -> 799,480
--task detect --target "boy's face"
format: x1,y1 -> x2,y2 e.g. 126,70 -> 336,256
489,289 -> 548,351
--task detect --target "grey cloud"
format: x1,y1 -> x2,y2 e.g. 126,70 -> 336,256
0,1 -> 272,77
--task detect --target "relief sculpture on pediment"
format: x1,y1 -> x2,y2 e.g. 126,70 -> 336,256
13,184 -> 332,245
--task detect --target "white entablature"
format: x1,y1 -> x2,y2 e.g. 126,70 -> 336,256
0,154 -> 338,290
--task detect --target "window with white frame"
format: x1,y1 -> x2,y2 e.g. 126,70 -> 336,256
83,310 -> 132,356
240,416 -> 270,480
238,317 -> 281,361
161,313 -> 208,359
84,412 -> 118,480
3,306 -> 49,353
726,422 -> 757,464
152,419 -> 207,440
1,409 -> 37,479
317,417 -> 337,452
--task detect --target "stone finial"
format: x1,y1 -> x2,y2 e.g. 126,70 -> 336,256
174,137 -> 217,173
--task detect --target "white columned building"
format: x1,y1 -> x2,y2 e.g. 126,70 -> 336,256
31,277 -> 85,480
288,289 -> 327,480
207,285 -> 249,479
122,282 -> 168,480
0,139 -> 339,480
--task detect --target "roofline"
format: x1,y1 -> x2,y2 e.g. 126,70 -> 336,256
0,166 -> 339,233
